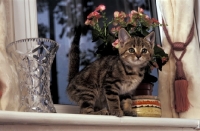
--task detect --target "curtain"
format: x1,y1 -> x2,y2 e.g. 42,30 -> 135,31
157,0 -> 200,118
0,0 -> 19,111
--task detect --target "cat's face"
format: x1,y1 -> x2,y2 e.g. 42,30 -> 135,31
119,38 -> 153,67
118,28 -> 155,67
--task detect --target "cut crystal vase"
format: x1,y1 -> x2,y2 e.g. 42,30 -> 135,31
6,38 -> 59,113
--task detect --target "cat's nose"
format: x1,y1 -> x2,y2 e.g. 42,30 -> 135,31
136,54 -> 141,59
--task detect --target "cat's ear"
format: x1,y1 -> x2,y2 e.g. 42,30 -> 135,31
144,31 -> 155,48
118,28 -> 131,47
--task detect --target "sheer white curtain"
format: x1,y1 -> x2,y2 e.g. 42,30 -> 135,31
157,0 -> 200,118
0,0 -> 38,111
0,0 -> 19,111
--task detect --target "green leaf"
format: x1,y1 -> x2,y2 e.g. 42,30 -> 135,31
154,45 -> 168,57
156,57 -> 163,71
92,30 -> 100,42
142,72 -> 158,83
141,26 -> 149,36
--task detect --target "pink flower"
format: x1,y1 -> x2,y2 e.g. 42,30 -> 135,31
145,15 -> 150,19
114,11 -> 120,17
84,19 -> 95,26
151,18 -> 159,24
116,26 -> 121,31
112,39 -> 120,48
95,4 -> 106,12
112,21 -> 118,26
119,11 -> 126,18
111,27 -> 121,34
138,7 -> 144,13
113,11 -> 127,25
162,57 -> 168,63
128,10 -> 138,22
130,10 -> 138,15
85,19 -> 91,25
87,11 -> 101,19
114,11 -> 126,18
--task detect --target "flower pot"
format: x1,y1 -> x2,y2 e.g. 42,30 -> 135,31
135,83 -> 153,96
6,38 -> 59,113
132,95 -> 161,117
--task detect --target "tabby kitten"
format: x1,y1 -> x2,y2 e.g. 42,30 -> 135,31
67,28 -> 155,117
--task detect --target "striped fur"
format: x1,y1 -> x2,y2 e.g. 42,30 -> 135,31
67,28 -> 155,117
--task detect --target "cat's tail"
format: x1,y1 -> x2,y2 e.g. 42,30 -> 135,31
68,25 -> 82,82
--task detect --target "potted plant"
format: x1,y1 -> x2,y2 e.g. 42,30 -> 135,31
85,5 -> 168,96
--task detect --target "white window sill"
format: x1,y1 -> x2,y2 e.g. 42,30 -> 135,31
0,104 -> 199,131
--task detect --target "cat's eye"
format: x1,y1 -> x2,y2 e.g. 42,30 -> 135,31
129,48 -> 135,53
142,49 -> 147,53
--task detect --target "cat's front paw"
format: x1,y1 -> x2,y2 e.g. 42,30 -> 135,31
124,110 -> 137,117
109,109 -> 124,117
100,109 -> 109,115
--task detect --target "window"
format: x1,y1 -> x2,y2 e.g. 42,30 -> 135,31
37,0 -> 160,105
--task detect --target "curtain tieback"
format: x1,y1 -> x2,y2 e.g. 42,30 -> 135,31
162,19 -> 194,113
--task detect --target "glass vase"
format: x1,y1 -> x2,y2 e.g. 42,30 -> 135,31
6,38 -> 59,113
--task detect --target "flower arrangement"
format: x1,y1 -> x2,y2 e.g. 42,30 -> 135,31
85,5 -> 168,83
